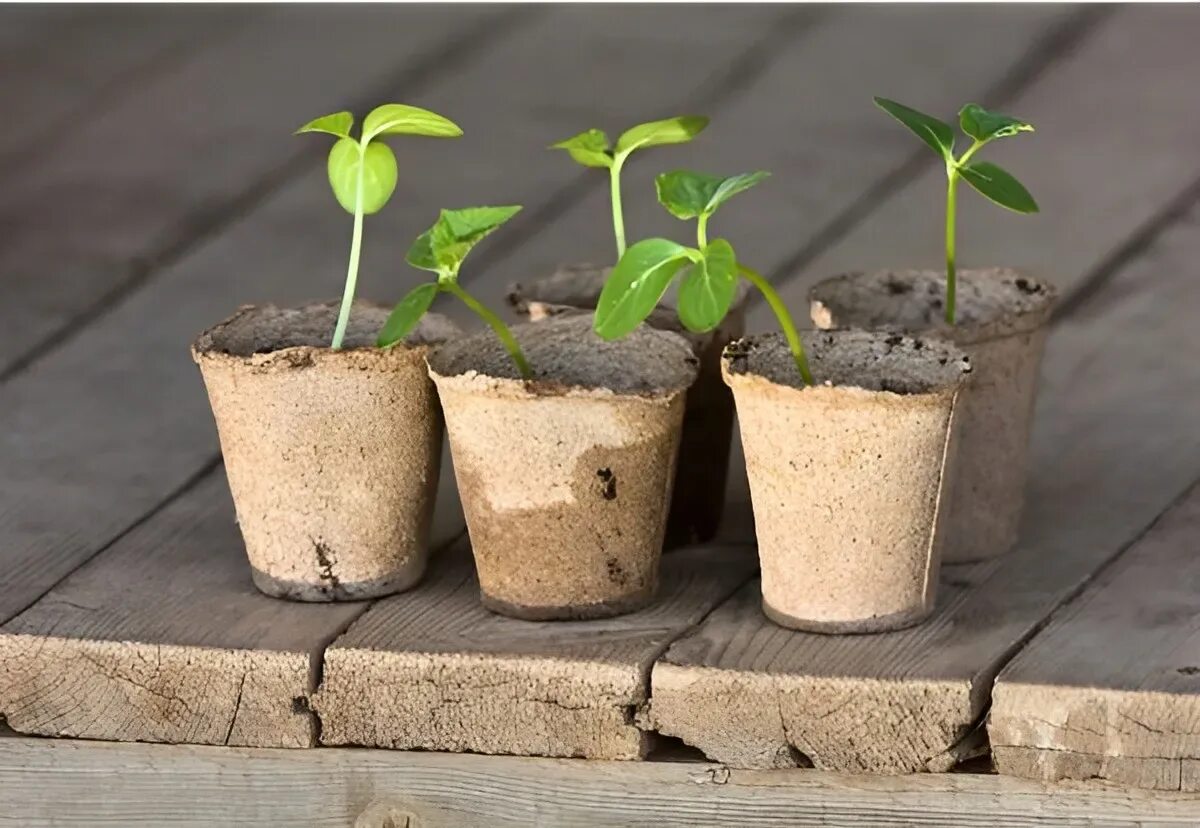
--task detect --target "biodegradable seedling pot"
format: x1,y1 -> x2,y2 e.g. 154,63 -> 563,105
193,301 -> 457,602
809,268 -> 1056,563
507,264 -> 746,547
724,330 -> 971,633
428,314 -> 699,620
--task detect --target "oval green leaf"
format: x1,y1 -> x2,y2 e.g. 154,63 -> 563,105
326,138 -> 398,215
430,205 -> 523,275
377,282 -> 440,347
594,238 -> 691,340
550,128 -> 612,168
874,97 -> 954,160
958,103 -> 1033,142
959,161 -> 1039,214
678,238 -> 738,333
296,111 -> 353,140
656,170 -> 723,219
363,104 -> 462,141
615,115 -> 709,155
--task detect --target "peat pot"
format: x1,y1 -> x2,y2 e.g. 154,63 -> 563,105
723,330 -> 972,633
428,314 -> 699,620
809,268 -> 1056,563
507,263 -> 746,547
192,301 -> 456,601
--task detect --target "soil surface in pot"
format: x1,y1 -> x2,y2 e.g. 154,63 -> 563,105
195,299 -> 458,357
725,328 -> 972,394
808,268 -> 1056,342
428,313 -> 698,395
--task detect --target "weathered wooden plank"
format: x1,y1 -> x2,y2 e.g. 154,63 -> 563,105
314,543 -> 756,760
458,4 -> 1083,324
0,460 -> 462,747
644,117 -> 1200,774
989,481 -> 1200,789
0,7 -> 247,165
0,6 -> 800,622
757,4 -> 1200,329
0,4 -> 521,380
4,736 -> 1200,827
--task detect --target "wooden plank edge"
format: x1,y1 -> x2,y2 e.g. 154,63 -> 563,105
3,735 -> 1200,826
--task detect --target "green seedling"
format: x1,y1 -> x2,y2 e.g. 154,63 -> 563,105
550,116 -> 709,259
874,97 -> 1039,324
297,103 -> 463,350
593,169 -> 813,386
376,206 -> 532,379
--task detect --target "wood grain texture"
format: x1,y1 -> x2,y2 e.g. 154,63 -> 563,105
645,117 -> 1200,774
460,4 -> 1079,324
0,3 -> 518,379
0,451 -> 463,747
757,4 -> 1200,330
3,736 -> 1200,827
0,7 -> 247,165
315,544 -> 756,760
990,481 -> 1200,789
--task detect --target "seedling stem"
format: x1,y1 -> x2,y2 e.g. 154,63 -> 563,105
737,264 -> 813,386
332,153 -> 367,350
443,281 -> 532,378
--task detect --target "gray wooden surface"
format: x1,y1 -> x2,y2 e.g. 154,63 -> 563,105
2,4 -> 1200,819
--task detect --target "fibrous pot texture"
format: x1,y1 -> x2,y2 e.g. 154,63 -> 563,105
810,268 -> 1056,563
193,301 -> 457,602
507,263 -> 746,547
428,314 -> 699,620
724,330 -> 971,633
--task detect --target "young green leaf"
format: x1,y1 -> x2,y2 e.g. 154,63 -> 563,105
296,111 -> 354,140
959,160 -> 1039,214
655,170 -> 725,219
707,171 -> 770,214
377,282 -> 440,347
958,103 -> 1033,142
428,205 -> 523,276
549,128 -> 613,168
677,238 -> 738,333
363,103 -> 463,141
406,230 -> 438,272
594,238 -> 692,340
874,97 -> 954,160
615,116 -> 709,155
326,138 -> 398,215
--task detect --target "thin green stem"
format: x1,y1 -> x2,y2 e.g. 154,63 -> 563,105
945,170 -> 957,326
943,139 -> 983,327
737,263 -> 813,386
697,213 -> 709,250
443,281 -> 533,379
610,155 -> 627,259
331,146 -> 367,350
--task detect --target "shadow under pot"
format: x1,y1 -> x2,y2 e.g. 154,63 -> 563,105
723,330 -> 971,633
427,314 -> 699,620
809,268 -> 1056,563
506,263 -> 746,548
192,301 -> 457,601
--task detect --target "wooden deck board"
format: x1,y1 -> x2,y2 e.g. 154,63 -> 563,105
990,495 -> 1200,787
314,544 -> 755,760
0,4 -> 522,381
643,8 -> 1200,773
3,735 -> 1200,827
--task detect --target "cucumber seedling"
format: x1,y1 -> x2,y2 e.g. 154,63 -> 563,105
550,116 -> 708,259
874,98 -> 1039,324
297,103 -> 462,349
593,169 -> 814,386
377,206 -> 533,379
